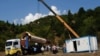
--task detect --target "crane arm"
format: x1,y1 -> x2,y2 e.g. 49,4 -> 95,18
38,0 -> 79,38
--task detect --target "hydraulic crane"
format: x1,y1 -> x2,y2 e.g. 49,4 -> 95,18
38,0 -> 80,38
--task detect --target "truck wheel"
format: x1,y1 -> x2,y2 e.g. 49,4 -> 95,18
22,50 -> 27,55
16,51 -> 22,56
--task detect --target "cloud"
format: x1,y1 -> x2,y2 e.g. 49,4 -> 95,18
62,10 -> 67,14
14,5 -> 62,25
20,13 -> 46,25
13,19 -> 19,25
48,6 -> 61,15
14,13 -> 46,25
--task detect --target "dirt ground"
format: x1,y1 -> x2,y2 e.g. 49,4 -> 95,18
1,44 -> 100,56
24,50 -> 100,56
1,51 -> 100,56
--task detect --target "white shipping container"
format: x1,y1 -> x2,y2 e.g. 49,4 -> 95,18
65,36 -> 98,53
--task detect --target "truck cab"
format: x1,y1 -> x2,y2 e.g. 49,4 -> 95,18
5,39 -> 22,56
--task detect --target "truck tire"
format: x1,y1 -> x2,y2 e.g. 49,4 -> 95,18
16,51 -> 22,56
22,49 -> 28,55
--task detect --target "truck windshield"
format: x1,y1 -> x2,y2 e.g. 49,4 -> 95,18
6,41 -> 12,46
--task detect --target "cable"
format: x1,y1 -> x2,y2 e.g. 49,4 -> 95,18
37,0 -> 40,13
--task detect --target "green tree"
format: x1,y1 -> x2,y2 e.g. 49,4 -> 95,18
80,16 -> 96,36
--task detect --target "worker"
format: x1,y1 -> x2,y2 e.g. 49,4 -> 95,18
62,43 -> 66,53
52,44 -> 58,54
32,43 -> 37,54
41,46 -> 45,54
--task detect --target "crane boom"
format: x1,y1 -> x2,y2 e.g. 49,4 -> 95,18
38,0 -> 79,38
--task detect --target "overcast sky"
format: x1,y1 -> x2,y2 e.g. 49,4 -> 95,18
0,0 -> 100,25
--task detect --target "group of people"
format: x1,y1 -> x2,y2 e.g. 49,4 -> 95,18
22,42 -> 67,55
21,41 -> 66,55
32,43 -> 59,54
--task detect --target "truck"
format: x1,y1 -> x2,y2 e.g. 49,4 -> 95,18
5,32 -> 47,56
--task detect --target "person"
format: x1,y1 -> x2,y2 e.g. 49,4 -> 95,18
41,46 -> 45,55
32,43 -> 38,54
52,44 -> 57,54
33,47 -> 37,54
63,43 -> 66,53
45,45 -> 51,51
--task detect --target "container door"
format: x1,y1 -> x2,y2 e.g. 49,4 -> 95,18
66,41 -> 75,53
73,41 -> 77,51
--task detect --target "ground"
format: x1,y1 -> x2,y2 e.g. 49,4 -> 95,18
1,44 -> 100,56
1,51 -> 100,56
24,50 -> 100,56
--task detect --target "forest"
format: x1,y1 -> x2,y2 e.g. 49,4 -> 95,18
0,6 -> 100,51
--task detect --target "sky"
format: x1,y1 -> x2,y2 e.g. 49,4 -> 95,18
0,0 -> 100,25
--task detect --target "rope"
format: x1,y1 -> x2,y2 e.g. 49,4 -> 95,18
37,0 -> 40,13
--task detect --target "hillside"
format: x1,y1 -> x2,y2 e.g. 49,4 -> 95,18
0,7 -> 100,51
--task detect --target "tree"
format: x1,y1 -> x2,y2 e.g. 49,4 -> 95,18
86,9 -> 94,17
78,7 -> 86,17
79,16 -> 96,36
67,10 -> 75,25
94,6 -> 100,31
